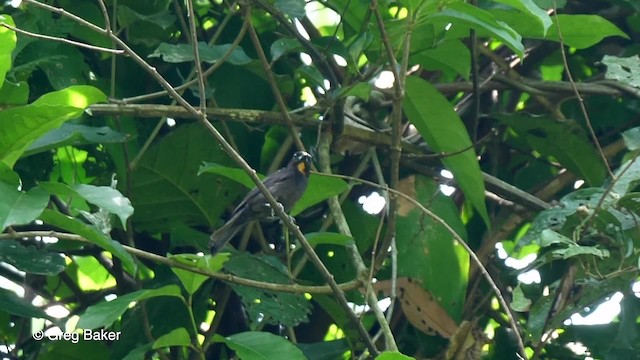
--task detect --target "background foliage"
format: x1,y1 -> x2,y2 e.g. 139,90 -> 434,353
1,0 -> 640,359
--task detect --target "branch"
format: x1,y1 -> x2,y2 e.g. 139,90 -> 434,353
0,22 -> 123,54
0,231 -> 362,294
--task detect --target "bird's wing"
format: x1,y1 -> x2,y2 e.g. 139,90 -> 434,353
231,167 -> 291,216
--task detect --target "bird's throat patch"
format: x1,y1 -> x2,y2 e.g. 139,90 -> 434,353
297,162 -> 307,174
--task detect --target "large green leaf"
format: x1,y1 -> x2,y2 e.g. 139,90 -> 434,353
224,253 -> 311,327
291,174 -> 349,216
117,5 -> 176,29
0,181 -> 49,230
494,113 -> 606,186
170,253 -> 227,295
0,85 -> 106,167
0,80 -> 29,106
39,209 -> 137,274
199,162 -> 266,189
410,39 -> 471,80
38,182 -> 134,228
0,240 -> 66,275
153,328 -> 191,349
395,175 -> 469,322
0,288 -> 56,322
491,12 -> 628,49
222,332 -> 306,360
131,123 -> 243,232
275,0 -> 306,19
0,14 -> 16,87
77,285 -> 182,329
375,352 -> 415,360
491,0 -> 552,35
24,124 -> 127,157
432,2 -> 524,57
403,76 -> 490,225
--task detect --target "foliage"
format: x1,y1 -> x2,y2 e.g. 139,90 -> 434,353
0,0 -> 639,359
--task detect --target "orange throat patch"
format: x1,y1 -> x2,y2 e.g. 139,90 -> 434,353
297,162 -> 307,174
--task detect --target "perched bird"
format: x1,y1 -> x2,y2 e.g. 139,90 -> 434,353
209,151 -> 312,254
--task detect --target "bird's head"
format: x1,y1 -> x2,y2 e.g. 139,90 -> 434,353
291,151 -> 312,177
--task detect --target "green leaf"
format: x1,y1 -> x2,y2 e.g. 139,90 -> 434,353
395,175 -> 469,322
618,193 -> 640,217
622,127 -> 640,150
403,76 -> 490,226
117,5 -> 176,29
270,38 -> 302,62
0,163 -> 19,187
0,182 -> 49,230
0,287 -> 56,322
538,229 -> 573,247
39,209 -> 137,275
291,174 -> 349,216
375,352 -> 416,360
552,15 -> 629,49
224,253 -> 311,327
493,12 -> 628,49
336,82 -> 372,101
511,284 -> 532,312
432,2 -> 524,57
494,113 -> 606,186
0,14 -> 17,86
38,182 -> 134,228
122,344 -> 152,360
77,285 -> 182,329
132,124 -> 244,232
410,39 -> 471,80
275,0 -> 306,19
150,42 -> 252,65
603,55 -> 640,89
153,327 -> 191,348
199,162 -> 266,189
0,85 -> 107,167
25,124 -> 127,157
170,253 -> 227,294
224,332 -> 306,360
0,80 -> 29,106
491,0 -> 552,35
297,340 -> 350,360
553,245 -> 609,259
304,232 -> 354,247
612,159 -> 640,196
297,65 -> 326,89
0,240 -> 66,275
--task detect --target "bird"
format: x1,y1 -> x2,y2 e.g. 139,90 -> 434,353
209,151 -> 312,255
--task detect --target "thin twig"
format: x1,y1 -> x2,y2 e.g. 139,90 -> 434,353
553,3 -> 613,178
185,0 -> 207,111
0,22 -> 123,54
245,9 -> 306,152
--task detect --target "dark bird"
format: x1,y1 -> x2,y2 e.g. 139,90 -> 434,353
209,151 -> 312,254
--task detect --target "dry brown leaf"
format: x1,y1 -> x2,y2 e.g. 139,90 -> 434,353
373,277 -> 458,338
397,176 -> 416,216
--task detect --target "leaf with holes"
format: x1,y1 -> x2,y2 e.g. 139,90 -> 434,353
374,278 -> 458,338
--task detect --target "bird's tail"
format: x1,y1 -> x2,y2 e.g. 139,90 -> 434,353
209,215 -> 244,255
